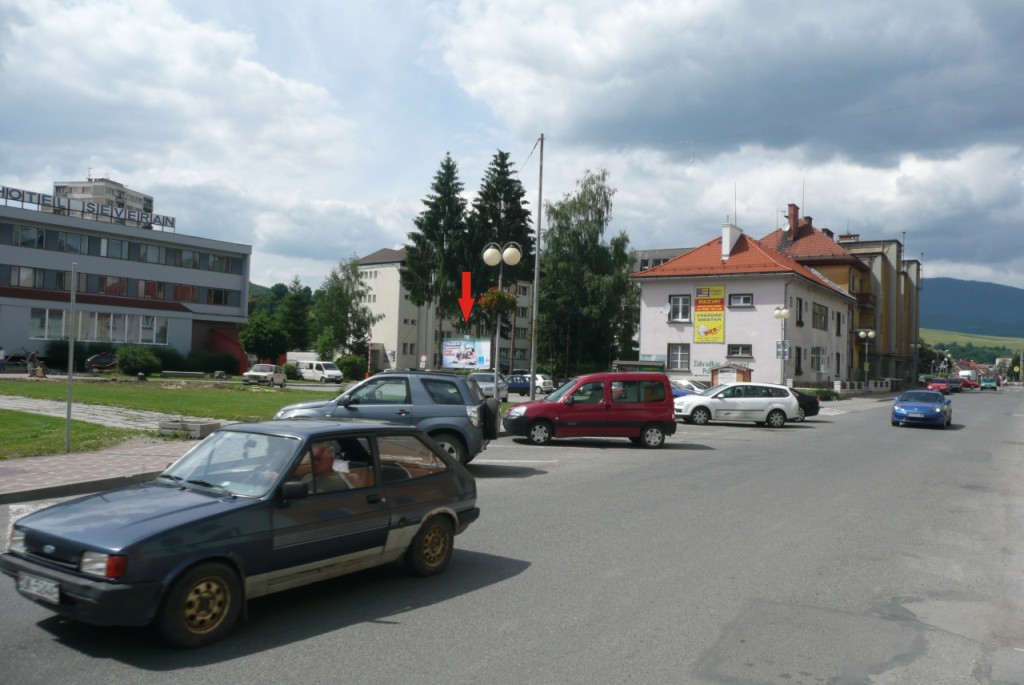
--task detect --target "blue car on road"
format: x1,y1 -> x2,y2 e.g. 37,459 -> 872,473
891,390 -> 952,429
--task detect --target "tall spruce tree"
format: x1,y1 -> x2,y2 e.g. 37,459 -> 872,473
277,276 -> 312,351
401,153 -> 469,350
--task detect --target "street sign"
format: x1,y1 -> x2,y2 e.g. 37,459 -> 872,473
776,340 -> 790,360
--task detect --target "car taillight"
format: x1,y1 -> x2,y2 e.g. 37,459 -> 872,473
466,405 -> 481,427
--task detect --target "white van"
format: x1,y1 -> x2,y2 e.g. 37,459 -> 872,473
296,360 -> 344,383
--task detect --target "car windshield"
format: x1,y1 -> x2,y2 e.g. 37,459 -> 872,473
160,430 -> 301,498
320,362 -> 339,370
251,364 -> 275,373
700,384 -> 729,397
547,378 -> 579,401
899,391 -> 941,403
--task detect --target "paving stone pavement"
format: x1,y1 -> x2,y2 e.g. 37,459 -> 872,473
0,395 -> 221,505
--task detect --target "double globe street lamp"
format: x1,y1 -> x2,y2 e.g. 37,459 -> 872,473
482,242 -> 521,396
859,329 -> 876,382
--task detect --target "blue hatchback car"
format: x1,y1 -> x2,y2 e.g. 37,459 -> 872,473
1,420 -> 479,648
891,390 -> 952,429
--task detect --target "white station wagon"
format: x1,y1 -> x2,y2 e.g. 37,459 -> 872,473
674,381 -> 800,428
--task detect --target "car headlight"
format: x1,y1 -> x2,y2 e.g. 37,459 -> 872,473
7,529 -> 25,554
932,406 -> 943,413
80,551 -> 128,579
507,406 -> 526,418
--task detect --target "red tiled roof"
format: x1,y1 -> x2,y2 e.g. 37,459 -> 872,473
761,226 -> 867,269
631,231 -> 853,299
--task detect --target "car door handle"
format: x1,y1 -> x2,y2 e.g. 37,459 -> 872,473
366,494 -> 385,504
394,409 -> 411,416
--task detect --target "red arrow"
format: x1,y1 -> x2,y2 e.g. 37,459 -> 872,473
457,272 -> 475,322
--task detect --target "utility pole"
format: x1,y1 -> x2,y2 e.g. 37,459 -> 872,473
529,133 -> 544,400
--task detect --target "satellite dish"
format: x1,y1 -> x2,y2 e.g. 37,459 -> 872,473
662,303 -> 672,314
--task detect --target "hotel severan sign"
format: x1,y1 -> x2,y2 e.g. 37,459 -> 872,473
1,184 -> 176,229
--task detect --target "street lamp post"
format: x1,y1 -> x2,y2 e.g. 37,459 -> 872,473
483,242 -> 522,397
773,306 -> 791,384
859,329 -> 876,383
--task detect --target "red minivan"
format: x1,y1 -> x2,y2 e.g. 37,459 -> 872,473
502,372 -> 677,448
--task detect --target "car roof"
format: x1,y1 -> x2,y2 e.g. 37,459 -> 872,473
223,418 -> 420,440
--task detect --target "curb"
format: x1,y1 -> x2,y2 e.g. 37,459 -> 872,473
0,470 -> 162,506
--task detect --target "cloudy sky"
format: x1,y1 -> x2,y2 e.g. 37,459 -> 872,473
3,0 -> 1023,290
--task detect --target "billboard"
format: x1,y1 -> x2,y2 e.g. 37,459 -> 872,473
441,337 -> 492,370
694,285 -> 725,343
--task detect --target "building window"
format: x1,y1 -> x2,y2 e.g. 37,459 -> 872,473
836,311 -> 842,336
795,297 -> 804,326
728,294 -> 753,307
811,347 -> 826,372
669,295 -> 691,322
11,266 -> 42,288
100,238 -> 125,259
15,226 -> 43,248
794,345 -> 803,375
667,343 -> 690,371
812,303 -> 828,330
727,344 -> 752,357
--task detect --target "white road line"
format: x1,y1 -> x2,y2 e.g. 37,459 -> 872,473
472,459 -> 559,464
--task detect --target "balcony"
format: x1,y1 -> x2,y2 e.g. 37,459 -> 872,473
855,292 -> 876,307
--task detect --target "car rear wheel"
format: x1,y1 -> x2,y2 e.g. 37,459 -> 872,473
405,516 -> 454,576
431,431 -> 467,465
765,409 -> 786,428
528,420 -> 553,445
793,407 -> 806,422
157,562 -> 242,649
690,407 -> 711,425
639,424 -> 665,448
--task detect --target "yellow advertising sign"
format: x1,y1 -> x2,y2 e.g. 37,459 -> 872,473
694,285 -> 725,343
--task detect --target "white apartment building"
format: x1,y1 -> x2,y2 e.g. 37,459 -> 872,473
358,248 -> 533,373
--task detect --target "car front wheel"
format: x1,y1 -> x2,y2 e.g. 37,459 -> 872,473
639,424 -> 665,448
157,562 -> 242,649
766,409 -> 786,428
528,420 -> 553,445
405,516 -> 454,576
690,407 -> 711,425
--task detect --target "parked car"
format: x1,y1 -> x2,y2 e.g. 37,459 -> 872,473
979,377 -> 998,391
506,374 -> 532,396
503,372 -> 677,448
789,388 -> 821,422
274,370 -> 499,465
295,360 -> 344,383
946,376 -> 963,393
674,381 -> 800,427
925,377 -> 950,395
469,371 -> 509,401
242,364 -> 287,387
84,351 -> 117,372
0,420 -> 479,649
891,390 -> 952,428
533,374 -> 555,394
959,377 -> 980,390
670,378 -> 709,394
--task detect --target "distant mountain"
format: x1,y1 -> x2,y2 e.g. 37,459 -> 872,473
921,278 -> 1024,337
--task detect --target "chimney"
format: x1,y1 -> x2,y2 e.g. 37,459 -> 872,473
787,204 -> 799,234
822,227 -> 835,240
722,223 -> 743,261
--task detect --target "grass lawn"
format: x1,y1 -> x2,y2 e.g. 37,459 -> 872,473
1,409 -> 147,459
0,377 -> 332,423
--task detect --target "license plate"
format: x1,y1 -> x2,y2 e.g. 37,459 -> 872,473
17,573 -> 59,604
908,413 -> 924,418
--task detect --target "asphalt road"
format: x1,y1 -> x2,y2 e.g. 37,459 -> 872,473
2,389 -> 1024,684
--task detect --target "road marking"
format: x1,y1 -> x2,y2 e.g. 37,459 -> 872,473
473,459 -> 559,464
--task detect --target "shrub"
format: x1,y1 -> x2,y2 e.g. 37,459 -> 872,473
283,363 -> 300,381
117,345 -> 162,376
337,354 -> 367,380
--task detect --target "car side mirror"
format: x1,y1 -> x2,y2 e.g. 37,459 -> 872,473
281,481 -> 309,501
338,395 -> 353,407
564,395 -> 574,405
